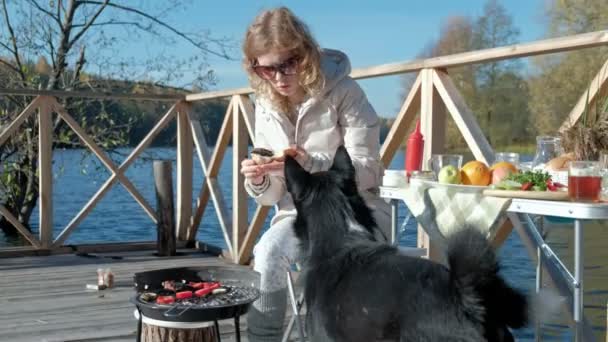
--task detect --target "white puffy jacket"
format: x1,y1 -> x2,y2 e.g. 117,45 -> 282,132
245,49 -> 388,224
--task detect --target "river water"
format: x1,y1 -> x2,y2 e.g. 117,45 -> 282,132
0,147 -> 606,340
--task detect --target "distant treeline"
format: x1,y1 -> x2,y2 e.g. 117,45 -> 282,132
126,98 -> 395,147
398,0 -> 608,152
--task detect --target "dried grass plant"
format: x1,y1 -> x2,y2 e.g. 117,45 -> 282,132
560,69 -> 608,160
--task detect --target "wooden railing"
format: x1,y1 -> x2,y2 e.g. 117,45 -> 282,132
0,30 -> 607,262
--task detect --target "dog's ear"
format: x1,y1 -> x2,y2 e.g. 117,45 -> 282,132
284,155 -> 310,200
330,146 -> 356,180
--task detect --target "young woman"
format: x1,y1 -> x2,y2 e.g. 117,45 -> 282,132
240,7 -> 391,341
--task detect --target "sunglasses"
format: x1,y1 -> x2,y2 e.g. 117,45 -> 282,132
252,56 -> 299,80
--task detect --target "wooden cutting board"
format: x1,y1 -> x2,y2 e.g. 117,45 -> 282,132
483,189 -> 570,201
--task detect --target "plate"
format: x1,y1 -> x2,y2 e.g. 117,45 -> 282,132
482,189 -> 570,201
415,180 -> 488,193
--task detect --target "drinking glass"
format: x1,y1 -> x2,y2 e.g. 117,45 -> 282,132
494,152 -> 520,167
428,154 -> 463,178
568,161 -> 602,202
599,153 -> 608,201
410,170 -> 436,185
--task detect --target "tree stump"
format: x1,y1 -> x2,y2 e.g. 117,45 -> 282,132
141,322 -> 218,342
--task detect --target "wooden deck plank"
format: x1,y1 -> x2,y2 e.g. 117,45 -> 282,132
0,250 -> 282,342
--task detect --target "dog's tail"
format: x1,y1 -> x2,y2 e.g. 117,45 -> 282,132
447,228 -> 528,329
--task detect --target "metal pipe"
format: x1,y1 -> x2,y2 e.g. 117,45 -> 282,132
535,245 -> 543,342
574,219 -> 583,342
391,199 -> 399,245
522,214 -> 575,284
287,271 -> 306,341
214,320 -> 222,342
234,316 -> 240,342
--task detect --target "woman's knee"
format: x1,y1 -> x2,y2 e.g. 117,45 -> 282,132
253,237 -> 288,268
253,217 -> 298,270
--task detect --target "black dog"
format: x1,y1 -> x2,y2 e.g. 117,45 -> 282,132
284,146 -> 528,342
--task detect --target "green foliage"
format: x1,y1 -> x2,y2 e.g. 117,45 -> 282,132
401,0 -> 608,155
506,170 -> 552,191
529,0 -> 608,136
404,0 -> 531,150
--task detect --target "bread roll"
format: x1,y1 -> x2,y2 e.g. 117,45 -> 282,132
545,154 -> 574,171
250,147 -> 298,164
251,148 -> 275,165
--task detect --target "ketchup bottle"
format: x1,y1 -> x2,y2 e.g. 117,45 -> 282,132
405,119 -> 424,178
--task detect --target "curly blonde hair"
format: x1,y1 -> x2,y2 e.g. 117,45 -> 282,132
243,7 -> 325,115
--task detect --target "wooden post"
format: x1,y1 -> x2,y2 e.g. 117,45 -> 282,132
232,96 -> 249,263
141,322 -> 217,342
176,102 -> 193,241
235,95 -> 275,264
190,118 -> 234,256
418,69 -> 447,262
38,97 -> 53,249
189,102 -> 235,254
153,160 -> 176,257
420,69 -> 447,169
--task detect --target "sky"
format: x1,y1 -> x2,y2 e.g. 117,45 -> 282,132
131,0 -> 550,117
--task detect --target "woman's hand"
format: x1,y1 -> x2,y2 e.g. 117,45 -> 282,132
241,146 -> 309,185
291,145 -> 309,166
240,159 -> 265,185
241,158 -> 286,185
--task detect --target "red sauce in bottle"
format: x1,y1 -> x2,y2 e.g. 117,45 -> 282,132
405,120 -> 424,178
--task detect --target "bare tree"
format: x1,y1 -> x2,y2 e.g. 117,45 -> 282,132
0,0 -> 232,239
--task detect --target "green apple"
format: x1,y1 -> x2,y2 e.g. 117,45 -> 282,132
438,165 -> 461,184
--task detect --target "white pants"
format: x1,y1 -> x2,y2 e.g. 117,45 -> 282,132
253,196 -> 392,294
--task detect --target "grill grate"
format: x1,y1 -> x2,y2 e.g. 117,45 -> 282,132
132,266 -> 260,324
137,285 -> 260,309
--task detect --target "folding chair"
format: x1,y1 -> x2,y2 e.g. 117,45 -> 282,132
282,269 -> 306,342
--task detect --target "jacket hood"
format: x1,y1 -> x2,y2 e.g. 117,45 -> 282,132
256,49 -> 351,116
319,49 -> 351,95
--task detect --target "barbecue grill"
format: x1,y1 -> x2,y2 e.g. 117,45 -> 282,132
131,266 -> 260,342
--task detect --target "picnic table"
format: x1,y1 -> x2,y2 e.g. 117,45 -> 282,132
380,184 -> 608,342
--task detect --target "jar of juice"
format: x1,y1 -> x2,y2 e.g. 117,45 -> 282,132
568,161 -> 601,202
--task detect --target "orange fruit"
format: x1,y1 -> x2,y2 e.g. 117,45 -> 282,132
460,161 -> 491,186
490,161 -> 517,173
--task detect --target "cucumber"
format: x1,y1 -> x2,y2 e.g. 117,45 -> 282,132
497,180 -> 522,190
